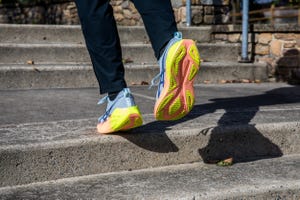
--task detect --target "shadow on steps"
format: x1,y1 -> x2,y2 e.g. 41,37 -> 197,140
120,85 -> 300,163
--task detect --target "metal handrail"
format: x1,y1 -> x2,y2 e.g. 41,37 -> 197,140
240,0 -> 251,62
186,0 -> 250,62
186,0 -> 191,26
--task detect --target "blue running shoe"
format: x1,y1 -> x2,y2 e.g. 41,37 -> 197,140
151,32 -> 201,121
97,88 -> 143,134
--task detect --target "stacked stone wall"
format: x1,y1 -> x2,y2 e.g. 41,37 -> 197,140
173,0 -> 231,25
110,0 -> 143,26
0,0 -> 231,25
213,26 -> 300,83
0,1 -> 78,24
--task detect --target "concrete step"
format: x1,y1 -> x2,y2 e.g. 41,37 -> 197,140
0,42 -> 240,64
0,24 -> 212,44
1,155 -> 300,199
0,62 -> 268,90
0,84 -> 300,187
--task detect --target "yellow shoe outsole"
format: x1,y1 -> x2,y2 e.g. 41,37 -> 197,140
97,106 -> 143,134
154,39 -> 200,121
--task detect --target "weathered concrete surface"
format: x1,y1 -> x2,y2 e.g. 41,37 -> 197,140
0,119 -> 299,187
0,64 -> 98,90
0,43 -> 240,64
0,24 -> 212,44
0,84 -> 300,186
1,155 -> 300,200
1,83 -> 299,125
0,62 -> 267,90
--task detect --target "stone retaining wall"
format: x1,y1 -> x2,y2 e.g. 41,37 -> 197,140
178,0 -> 231,25
0,1 -> 78,24
0,0 -> 231,25
213,25 -> 300,83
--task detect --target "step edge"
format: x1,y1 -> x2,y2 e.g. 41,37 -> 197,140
0,61 -> 263,68
1,120 -> 299,151
0,154 -> 299,195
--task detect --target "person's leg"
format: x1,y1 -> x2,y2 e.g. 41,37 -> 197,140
130,0 -> 178,59
75,0 -> 142,134
132,0 -> 201,121
74,0 -> 126,94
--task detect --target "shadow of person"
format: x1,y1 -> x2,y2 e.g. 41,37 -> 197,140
114,127 -> 179,153
119,85 -> 300,162
199,85 -> 300,163
197,108 -> 282,163
276,48 -> 300,84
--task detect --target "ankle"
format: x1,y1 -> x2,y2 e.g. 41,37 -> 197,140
108,90 -> 122,101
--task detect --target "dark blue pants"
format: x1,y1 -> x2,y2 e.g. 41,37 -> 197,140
75,0 -> 177,94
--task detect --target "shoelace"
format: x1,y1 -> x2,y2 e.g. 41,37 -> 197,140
97,88 -> 131,123
97,95 -> 110,123
97,95 -> 109,105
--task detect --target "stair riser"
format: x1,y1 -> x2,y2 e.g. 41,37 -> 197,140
0,64 -> 267,90
0,25 -> 85,45
0,25 -> 211,44
0,122 -> 299,187
0,44 -> 240,64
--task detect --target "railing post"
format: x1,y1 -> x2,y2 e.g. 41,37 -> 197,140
239,0 -> 251,63
298,7 -> 300,25
271,4 -> 275,25
186,0 -> 191,26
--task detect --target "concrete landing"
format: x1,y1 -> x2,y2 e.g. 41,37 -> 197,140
1,155 -> 300,200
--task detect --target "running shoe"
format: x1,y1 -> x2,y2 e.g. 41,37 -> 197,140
151,32 -> 200,121
97,88 -> 143,134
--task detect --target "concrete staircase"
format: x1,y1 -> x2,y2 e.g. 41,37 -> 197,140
0,24 -> 268,89
1,24 -> 300,199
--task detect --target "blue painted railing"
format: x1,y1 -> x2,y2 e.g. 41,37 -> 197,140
186,0 -> 250,62
186,0 -> 191,26
240,0 -> 251,62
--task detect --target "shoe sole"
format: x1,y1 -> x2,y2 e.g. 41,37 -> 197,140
97,106 -> 143,134
154,39 -> 200,121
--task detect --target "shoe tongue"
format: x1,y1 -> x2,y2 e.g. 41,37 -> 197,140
107,88 -> 134,110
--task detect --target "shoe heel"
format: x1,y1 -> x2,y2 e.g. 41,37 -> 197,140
120,113 -> 143,131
